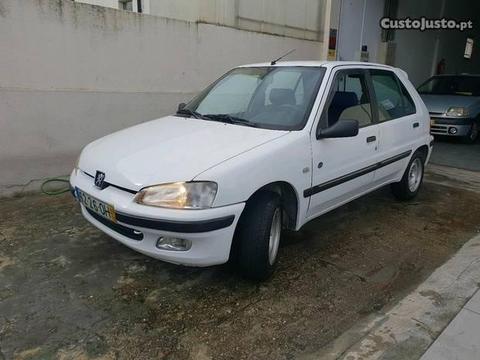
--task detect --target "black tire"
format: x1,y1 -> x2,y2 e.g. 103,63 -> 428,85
462,122 -> 479,144
234,192 -> 282,281
391,151 -> 425,201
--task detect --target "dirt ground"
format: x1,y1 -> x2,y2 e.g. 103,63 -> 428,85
1,180 -> 480,360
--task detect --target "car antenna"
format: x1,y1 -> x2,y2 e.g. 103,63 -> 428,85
271,49 -> 296,65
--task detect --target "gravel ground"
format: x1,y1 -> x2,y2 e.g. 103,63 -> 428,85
1,180 -> 480,360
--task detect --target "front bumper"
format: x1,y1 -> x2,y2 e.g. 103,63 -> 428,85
430,117 -> 474,137
70,169 -> 245,267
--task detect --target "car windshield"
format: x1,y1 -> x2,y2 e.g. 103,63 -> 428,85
179,66 -> 326,130
418,75 -> 480,96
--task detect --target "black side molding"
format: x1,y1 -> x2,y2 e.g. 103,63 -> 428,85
304,163 -> 377,197
378,151 -> 412,168
304,150 -> 412,198
115,212 -> 235,233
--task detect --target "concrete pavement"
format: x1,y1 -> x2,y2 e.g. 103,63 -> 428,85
429,139 -> 480,172
421,290 -> 480,360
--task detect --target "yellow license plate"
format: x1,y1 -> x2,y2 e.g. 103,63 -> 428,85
76,187 -> 116,223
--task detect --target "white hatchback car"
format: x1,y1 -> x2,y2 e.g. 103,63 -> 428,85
70,61 -> 433,280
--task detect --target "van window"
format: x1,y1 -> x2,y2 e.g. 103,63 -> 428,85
370,70 -> 416,121
326,71 -> 373,128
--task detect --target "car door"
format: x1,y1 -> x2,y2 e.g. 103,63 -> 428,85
306,68 -> 379,219
367,69 -> 418,184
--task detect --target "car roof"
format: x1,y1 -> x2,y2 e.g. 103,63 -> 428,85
238,60 -> 396,70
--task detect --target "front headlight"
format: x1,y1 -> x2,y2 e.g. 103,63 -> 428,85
134,182 -> 218,209
446,107 -> 468,117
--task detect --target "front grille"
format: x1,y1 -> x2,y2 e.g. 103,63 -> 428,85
431,124 -> 448,134
86,208 -> 144,241
431,117 -> 449,135
83,171 -> 137,195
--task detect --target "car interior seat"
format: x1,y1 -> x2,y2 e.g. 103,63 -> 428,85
328,91 -> 358,126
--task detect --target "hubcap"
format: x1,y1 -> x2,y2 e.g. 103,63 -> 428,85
268,208 -> 281,265
408,158 -> 423,193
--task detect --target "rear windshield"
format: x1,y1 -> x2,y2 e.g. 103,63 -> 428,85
418,76 -> 480,96
182,66 -> 326,130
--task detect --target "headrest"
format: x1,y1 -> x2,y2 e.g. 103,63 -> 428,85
331,91 -> 358,108
269,88 -> 296,106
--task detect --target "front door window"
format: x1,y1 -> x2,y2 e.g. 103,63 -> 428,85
325,71 -> 373,128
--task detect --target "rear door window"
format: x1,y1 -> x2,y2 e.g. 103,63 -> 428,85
370,70 -> 416,121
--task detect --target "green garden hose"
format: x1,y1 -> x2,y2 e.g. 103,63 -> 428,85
41,176 -> 71,196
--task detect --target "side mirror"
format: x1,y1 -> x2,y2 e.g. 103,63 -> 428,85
317,119 -> 359,139
177,103 -> 186,112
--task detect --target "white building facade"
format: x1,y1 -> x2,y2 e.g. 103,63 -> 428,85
75,0 -> 148,13
74,0 -> 326,41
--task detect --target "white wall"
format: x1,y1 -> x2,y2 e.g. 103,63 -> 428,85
360,0 -> 384,63
336,0 -> 364,61
147,0 -> 325,40
0,0 -> 323,195
149,0 -> 233,25
335,0 -> 384,62
75,0 -> 151,13
238,0 -> 324,40
75,0 -> 118,9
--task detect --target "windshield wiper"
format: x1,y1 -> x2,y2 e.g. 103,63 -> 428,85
177,110 -> 260,127
203,114 -> 259,128
176,108 -> 205,119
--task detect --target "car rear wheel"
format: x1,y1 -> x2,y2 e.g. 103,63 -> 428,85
234,192 -> 282,280
391,151 -> 425,201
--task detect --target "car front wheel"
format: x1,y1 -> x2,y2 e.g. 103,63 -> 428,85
391,151 -> 425,201
463,122 -> 479,144
234,192 -> 282,280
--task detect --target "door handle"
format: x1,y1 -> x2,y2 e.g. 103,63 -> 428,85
413,122 -> 419,128
366,136 -> 376,143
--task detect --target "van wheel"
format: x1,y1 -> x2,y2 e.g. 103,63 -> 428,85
235,192 -> 282,281
391,151 -> 425,201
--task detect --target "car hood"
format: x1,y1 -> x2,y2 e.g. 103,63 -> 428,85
420,94 -> 480,114
79,116 -> 288,191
